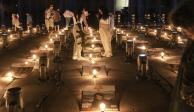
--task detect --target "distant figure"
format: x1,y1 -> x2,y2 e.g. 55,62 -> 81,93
26,13 -> 33,29
99,8 -> 113,57
53,9 -> 61,31
80,8 -> 89,32
45,5 -> 55,32
12,13 -> 20,31
63,10 -> 74,29
169,0 -> 194,112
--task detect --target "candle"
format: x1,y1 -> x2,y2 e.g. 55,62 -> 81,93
25,61 -> 29,65
91,60 -> 96,64
45,44 -> 48,50
91,44 -> 95,49
92,69 -> 97,78
50,38 -> 53,42
89,54 -> 93,58
160,52 -> 165,60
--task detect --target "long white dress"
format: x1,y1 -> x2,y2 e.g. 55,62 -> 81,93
99,17 -> 112,57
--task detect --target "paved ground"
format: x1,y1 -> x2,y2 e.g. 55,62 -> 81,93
0,30 -> 180,112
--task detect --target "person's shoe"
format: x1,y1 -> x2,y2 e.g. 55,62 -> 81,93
73,56 -> 78,60
101,53 -> 106,57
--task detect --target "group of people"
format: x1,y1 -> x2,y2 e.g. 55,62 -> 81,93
11,13 -> 33,31
45,5 -> 114,60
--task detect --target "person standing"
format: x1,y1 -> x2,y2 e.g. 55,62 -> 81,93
45,5 -> 55,32
169,0 -> 194,112
80,8 -> 89,32
72,14 -> 84,60
53,9 -> 61,31
63,10 -> 74,29
99,8 -> 113,57
26,13 -> 33,31
12,13 -> 20,31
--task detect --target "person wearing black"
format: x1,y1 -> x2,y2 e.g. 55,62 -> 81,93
170,0 -> 194,112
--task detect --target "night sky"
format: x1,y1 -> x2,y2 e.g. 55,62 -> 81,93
0,0 -> 181,26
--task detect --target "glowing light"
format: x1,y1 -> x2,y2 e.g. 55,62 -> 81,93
50,38 -> 53,43
99,103 -> 106,111
6,72 -> 13,78
32,54 -> 37,60
133,38 -> 136,41
3,71 -> 14,82
9,35 -> 13,38
45,44 -> 48,49
91,60 -> 96,64
33,28 -> 37,33
126,33 -> 129,37
90,33 -> 93,37
178,36 -> 182,41
121,30 -> 124,34
89,54 -> 93,58
25,61 -> 29,65
160,52 -> 165,59
164,32 -> 167,37
7,29 -> 12,33
154,30 -> 157,34
91,44 -> 95,49
140,46 -> 146,50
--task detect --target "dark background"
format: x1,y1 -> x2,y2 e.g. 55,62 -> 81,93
0,0 -> 183,27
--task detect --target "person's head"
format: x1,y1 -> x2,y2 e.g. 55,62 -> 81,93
99,7 -> 109,20
49,5 -> 54,10
170,0 -> 194,40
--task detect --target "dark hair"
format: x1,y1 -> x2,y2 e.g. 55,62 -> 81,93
170,0 -> 194,31
99,7 -> 109,20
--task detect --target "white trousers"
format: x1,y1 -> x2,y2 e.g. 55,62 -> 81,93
99,28 -> 112,57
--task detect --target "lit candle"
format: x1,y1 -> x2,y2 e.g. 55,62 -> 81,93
160,52 -> 165,60
45,44 -> 48,50
141,45 -> 146,50
50,38 -> 53,43
92,69 -> 97,78
99,103 -> 106,112
89,54 -> 93,58
32,54 -> 37,60
91,44 -> 95,49
25,61 -> 29,65
91,60 -> 96,64
154,30 -> 157,34
121,30 -> 124,34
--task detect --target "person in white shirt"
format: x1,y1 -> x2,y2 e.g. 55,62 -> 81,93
63,10 -> 74,29
99,8 -> 113,57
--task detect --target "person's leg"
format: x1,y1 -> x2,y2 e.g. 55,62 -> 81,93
77,44 -> 82,58
73,41 -> 78,60
99,29 -> 107,56
50,19 -> 54,31
45,19 -> 49,32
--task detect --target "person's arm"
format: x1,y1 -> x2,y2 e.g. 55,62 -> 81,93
83,16 -> 88,28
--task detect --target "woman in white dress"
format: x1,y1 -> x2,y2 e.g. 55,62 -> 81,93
12,13 -> 20,31
99,8 -> 113,57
